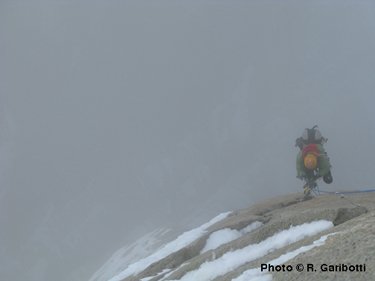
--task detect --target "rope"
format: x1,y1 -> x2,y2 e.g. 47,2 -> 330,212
316,188 -> 375,207
318,189 -> 375,195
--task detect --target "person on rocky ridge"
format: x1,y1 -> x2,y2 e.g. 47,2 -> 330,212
295,126 -> 333,187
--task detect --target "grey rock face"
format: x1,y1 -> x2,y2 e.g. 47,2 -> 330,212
121,192 -> 375,281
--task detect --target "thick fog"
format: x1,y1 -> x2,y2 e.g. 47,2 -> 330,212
1,1 -> 375,280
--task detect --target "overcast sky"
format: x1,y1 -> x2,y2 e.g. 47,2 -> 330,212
1,1 -> 375,281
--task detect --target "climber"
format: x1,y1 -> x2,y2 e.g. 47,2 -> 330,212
295,126 -> 333,185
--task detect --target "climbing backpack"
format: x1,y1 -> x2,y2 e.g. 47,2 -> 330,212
301,125 -> 327,145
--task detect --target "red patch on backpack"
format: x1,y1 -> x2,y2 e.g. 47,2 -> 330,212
302,144 -> 320,158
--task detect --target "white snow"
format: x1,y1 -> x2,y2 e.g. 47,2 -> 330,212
171,220 -> 333,281
89,228 -> 172,281
159,263 -> 189,281
201,221 -> 263,253
140,268 -> 171,281
108,211 -> 231,281
233,233 -> 337,281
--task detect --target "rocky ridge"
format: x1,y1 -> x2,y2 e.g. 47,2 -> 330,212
120,192 -> 375,281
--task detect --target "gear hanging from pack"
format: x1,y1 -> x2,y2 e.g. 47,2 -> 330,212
301,125 -> 327,145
